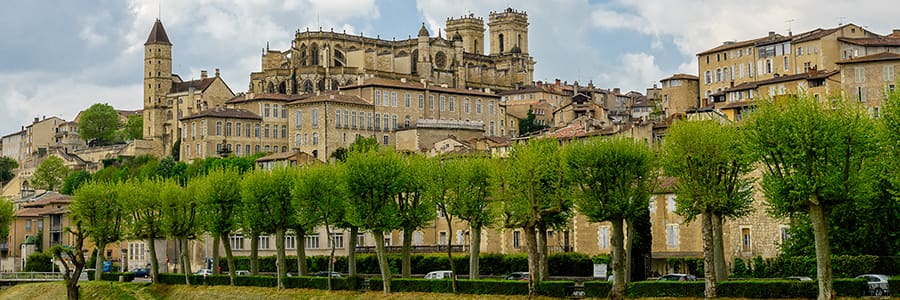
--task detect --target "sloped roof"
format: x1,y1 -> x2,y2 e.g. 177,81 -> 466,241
225,93 -> 309,104
288,92 -> 373,106
180,107 -> 262,121
836,52 -> 900,64
838,37 -> 900,47
660,74 -> 699,81
172,77 -> 217,93
145,19 -> 172,46
344,77 -> 497,97
698,35 -> 776,56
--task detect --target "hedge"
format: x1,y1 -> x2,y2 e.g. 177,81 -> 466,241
889,276 -> 900,297
625,281 -> 704,298
735,255 -> 899,278
156,273 -> 361,290
368,278 -> 573,297
85,271 -> 135,282
583,281 -> 612,298
218,253 -> 591,276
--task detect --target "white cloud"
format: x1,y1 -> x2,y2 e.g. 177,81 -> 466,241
597,53 -> 665,93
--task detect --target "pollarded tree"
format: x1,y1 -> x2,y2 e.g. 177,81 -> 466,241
241,167 -> 296,289
496,138 -> 573,296
293,163 -> 347,290
194,167 -> 242,284
32,156 -> 69,191
444,157 -> 496,280
78,103 -> 120,145
744,95 -> 879,300
120,179 -> 166,283
565,137 -> 655,300
70,181 -> 125,281
397,154 -> 436,279
0,197 -> 15,274
660,119 -> 754,297
344,148 -> 404,293
161,180 -> 198,283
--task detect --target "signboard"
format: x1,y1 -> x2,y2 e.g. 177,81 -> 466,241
593,263 -> 608,278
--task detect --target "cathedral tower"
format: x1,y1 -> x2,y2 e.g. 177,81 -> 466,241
488,8 -> 529,55
143,19 -> 173,149
446,14 -> 485,54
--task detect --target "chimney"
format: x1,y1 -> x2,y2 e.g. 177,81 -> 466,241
555,79 -> 561,86
613,88 -> 621,94
892,29 -> 900,38
34,117 -> 39,123
201,70 -> 208,79
768,31 -> 776,38
215,68 -> 220,77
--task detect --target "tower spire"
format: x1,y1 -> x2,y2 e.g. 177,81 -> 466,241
145,19 -> 172,46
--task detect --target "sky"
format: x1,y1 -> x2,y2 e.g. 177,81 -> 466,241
1,0 -> 897,135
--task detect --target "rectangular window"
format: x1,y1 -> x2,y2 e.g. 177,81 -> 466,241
296,110 -> 302,128
230,234 -> 245,250
666,224 -> 679,249
356,233 -> 366,247
513,231 -> 521,249
418,95 -> 424,109
779,226 -> 790,244
429,95 -> 435,110
857,86 -> 866,102
884,65 -> 895,82
367,112 -> 373,129
855,67 -> 866,83
306,234 -> 320,249
405,93 -> 411,107
439,232 -> 447,245
332,233 -> 344,248
375,90 -> 382,106
285,235 -> 296,250
439,95 -> 445,111
351,111 -> 358,128
281,125 -> 286,138
311,109 -> 319,128
264,104 -> 270,117
383,134 -> 389,145
335,110 -> 342,128
666,195 -> 676,212
391,92 -> 397,107
25,219 -> 31,231
741,227 -> 752,252
648,196 -> 655,212
343,111 -> 349,128
375,113 -> 381,130
449,96 -> 455,112
259,236 -> 270,250
598,226 -> 610,249
783,56 -> 789,71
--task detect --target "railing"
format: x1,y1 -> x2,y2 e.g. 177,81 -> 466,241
0,272 -> 65,281
355,245 -> 465,254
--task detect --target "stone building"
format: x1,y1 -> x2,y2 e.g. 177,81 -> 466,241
836,52 -> 900,116
248,8 -> 535,95
659,74 -> 700,118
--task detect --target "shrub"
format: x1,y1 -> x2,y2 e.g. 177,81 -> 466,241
283,276 -> 361,290
548,253 -> 592,276
457,279 -> 529,295
583,281 -> 611,298
625,281 -> 704,298
889,276 -> 900,297
534,281 -> 575,297
718,280 -> 817,298
832,278 -> 867,297
233,275 -> 277,287
24,251 -> 54,272
731,257 -> 750,277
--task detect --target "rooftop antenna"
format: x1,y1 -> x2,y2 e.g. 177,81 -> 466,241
158,0 -> 162,19
786,19 -> 795,36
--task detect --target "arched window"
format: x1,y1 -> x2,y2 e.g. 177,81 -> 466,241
236,123 -> 241,137
278,82 -> 287,94
167,110 -> 173,120
295,134 -> 301,146
255,145 -> 260,153
404,115 -> 410,128
191,122 -> 196,138
411,50 -> 418,74
464,98 -> 470,113
303,80 -> 313,93
333,49 -> 345,67
255,124 -> 261,137
310,43 -> 319,66
312,132 -> 319,145
216,122 -> 222,136
268,82 -> 275,93
225,122 -> 232,136
264,124 -> 270,138
299,44 -> 308,66
265,145 -> 271,152
281,125 -> 287,138
499,33 -> 505,53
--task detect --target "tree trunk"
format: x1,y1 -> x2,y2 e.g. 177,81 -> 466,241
148,237 -> 160,283
222,234 -> 237,285
373,229 -> 391,294
348,226 -> 358,277
250,231 -> 259,275
538,225 -> 549,281
183,238 -> 192,275
297,227 -> 308,276
66,274 -> 80,300
179,239 -> 189,285
711,213 -> 727,282
524,225 -> 540,298
701,212 -> 717,299
626,219 -> 634,283
327,225 -> 336,291
469,227 -> 481,280
610,218 -> 626,300
809,204 -> 834,300
212,235 -> 220,275
446,216 -> 457,293
401,229 -> 413,278
94,242 -> 105,281
276,228 -> 286,289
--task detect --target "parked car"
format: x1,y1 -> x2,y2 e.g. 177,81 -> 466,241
131,268 -> 150,278
657,274 -> 698,281
235,270 -> 250,276
424,270 -> 453,280
783,276 -> 813,281
505,272 -> 529,281
314,271 -> 342,278
856,274 -> 889,296
194,269 -> 213,276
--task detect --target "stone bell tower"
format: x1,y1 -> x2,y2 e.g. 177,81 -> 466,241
488,8 -> 529,55
143,19 -> 173,155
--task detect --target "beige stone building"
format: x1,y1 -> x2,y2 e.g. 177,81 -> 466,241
248,9 -> 534,96
659,74 -> 700,118
836,52 -> 900,116
1,130 -> 26,164
717,70 -> 841,122
179,107 -> 264,161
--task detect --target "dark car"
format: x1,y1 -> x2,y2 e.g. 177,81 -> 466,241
314,271 -> 342,278
658,273 -> 697,281
505,272 -> 529,281
131,268 -> 150,278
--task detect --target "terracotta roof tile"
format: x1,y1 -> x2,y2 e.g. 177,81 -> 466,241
836,52 -> 900,64
180,107 -> 262,121
344,77 -> 497,97
661,74 -> 699,81
838,37 -> 900,47
288,92 -> 373,106
225,93 -> 309,104
172,77 -> 217,93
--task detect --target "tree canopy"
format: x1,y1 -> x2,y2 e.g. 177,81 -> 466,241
79,103 -> 120,145
0,156 -> 17,185
31,156 -> 69,191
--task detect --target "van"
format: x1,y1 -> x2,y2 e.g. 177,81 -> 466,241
424,270 -> 453,280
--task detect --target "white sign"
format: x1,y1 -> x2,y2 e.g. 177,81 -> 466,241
593,263 -> 608,278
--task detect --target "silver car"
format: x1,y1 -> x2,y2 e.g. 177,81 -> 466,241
855,274 -> 889,296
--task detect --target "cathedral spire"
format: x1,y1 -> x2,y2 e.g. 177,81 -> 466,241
145,19 -> 172,46
418,22 -> 430,37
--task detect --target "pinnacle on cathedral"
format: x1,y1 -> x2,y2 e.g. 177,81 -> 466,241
145,19 -> 172,46
418,22 -> 429,37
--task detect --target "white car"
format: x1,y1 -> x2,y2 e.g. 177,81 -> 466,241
856,274 -> 889,296
424,270 -> 453,280
194,269 -> 213,276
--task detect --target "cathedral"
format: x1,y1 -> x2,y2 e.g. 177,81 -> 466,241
248,8 -> 535,95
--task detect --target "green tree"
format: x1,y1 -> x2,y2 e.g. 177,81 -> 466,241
161,180 -> 198,283
344,148 -> 404,293
496,138 -> 573,296
293,163 -> 347,290
518,109 -> 548,136
60,170 -> 91,195
78,103 -> 120,145
70,181 -> 125,280
397,155 -> 436,279
241,167 -> 296,289
0,156 -> 18,185
194,167 -> 242,284
660,119 -> 755,296
122,115 -> 143,140
32,156 -> 69,191
120,179 -> 166,283
565,136 -> 655,300
0,197 -> 13,273
744,96 -> 878,300
444,157 -> 496,280
24,251 -> 54,272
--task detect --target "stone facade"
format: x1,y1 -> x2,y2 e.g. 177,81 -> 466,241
837,52 -> 900,116
659,74 -> 700,118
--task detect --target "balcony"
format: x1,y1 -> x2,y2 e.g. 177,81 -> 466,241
355,244 -> 465,254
